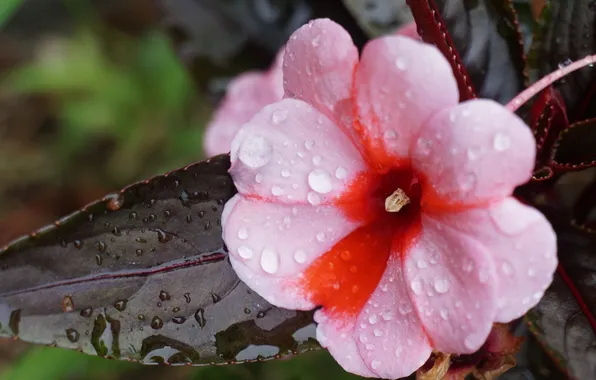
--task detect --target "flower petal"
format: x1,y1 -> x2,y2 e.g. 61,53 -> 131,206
396,22 -> 420,40
223,195 -> 360,309
354,254 -> 432,378
314,311 -> 376,378
354,35 -> 458,167
404,215 -> 498,353
229,98 -> 366,204
283,19 -> 358,120
436,197 -> 557,322
413,99 -> 535,208
204,72 -> 281,156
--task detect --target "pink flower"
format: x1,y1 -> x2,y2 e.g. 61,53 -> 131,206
203,23 -> 420,157
222,18 -> 557,379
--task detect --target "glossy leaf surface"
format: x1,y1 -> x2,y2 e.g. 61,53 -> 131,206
0,155 -> 317,365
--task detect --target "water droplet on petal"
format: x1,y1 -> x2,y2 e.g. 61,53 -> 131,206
434,277 -> 450,294
493,132 -> 512,152
528,268 -> 536,277
307,192 -> 321,205
237,228 -> 248,240
255,173 -> 263,183
366,343 -> 375,350
237,246 -> 254,259
316,232 -> 326,242
467,147 -> 481,161
368,314 -> 378,324
312,34 -> 321,47
410,278 -> 423,295
398,302 -> 412,314
304,140 -> 315,150
238,135 -> 272,168
272,109 -> 288,124
371,360 -> 381,370
312,155 -> 322,165
294,249 -> 307,264
333,167 -> 348,181
464,334 -> 482,350
383,129 -> 398,141
260,249 -> 279,274
417,259 -> 427,269
281,169 -> 291,178
440,309 -> 449,320
501,261 -> 513,276
373,328 -> 383,337
271,186 -> 284,196
66,328 -> 80,343
458,172 -> 477,192
308,169 -> 333,194
395,57 -> 407,70
416,138 -> 432,156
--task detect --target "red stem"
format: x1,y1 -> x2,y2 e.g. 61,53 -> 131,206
556,264 -> 596,335
406,0 -> 477,101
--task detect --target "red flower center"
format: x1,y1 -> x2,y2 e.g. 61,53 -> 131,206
300,164 -> 424,317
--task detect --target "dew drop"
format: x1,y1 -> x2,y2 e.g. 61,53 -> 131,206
294,249 -> 307,264
462,259 -> 474,272
371,360 -> 381,370
151,316 -> 164,329
271,186 -> 284,196
159,291 -> 171,302
464,334 -> 481,350
528,268 -> 536,277
416,259 -> 427,269
304,140 -> 315,150
383,129 -> 397,141
434,277 -> 450,294
307,192 -> 321,205
312,155 -> 323,166
440,309 -> 449,320
281,169 -> 291,178
493,132 -> 512,152
335,167 -> 347,180
316,232 -> 326,242
410,278 -> 423,295
62,296 -> 75,313
416,138 -> 432,156
172,316 -> 186,324
255,173 -> 263,183
238,135 -> 272,168
272,109 -> 288,124
368,314 -> 378,324
260,249 -> 279,274
113,300 -> 127,311
308,169 -> 333,194
501,261 -> 513,276
237,227 -> 248,240
395,57 -> 407,70
66,328 -> 80,343
237,246 -> 254,259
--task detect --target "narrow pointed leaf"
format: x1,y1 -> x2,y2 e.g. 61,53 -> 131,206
408,0 -> 527,104
0,155 -> 317,364
552,119 -> 596,170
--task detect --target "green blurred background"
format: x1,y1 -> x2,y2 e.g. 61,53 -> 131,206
0,0 -> 370,378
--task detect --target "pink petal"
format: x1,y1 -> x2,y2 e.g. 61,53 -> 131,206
436,197 -> 557,322
395,22 -> 420,40
204,72 -> 281,156
354,35 -> 458,167
354,254 -> 432,378
314,310 -> 377,378
283,19 -> 358,120
413,99 -> 535,207
229,98 -> 366,204
223,195 -> 360,309
404,215 -> 498,353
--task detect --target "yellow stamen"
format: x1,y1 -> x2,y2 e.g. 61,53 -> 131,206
385,188 -> 410,212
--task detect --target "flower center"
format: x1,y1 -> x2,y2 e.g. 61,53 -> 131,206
385,188 -> 410,212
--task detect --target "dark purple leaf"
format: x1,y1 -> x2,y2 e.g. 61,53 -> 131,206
527,208 -> 596,378
408,0 -> 528,104
533,0 -> 596,121
0,155 -> 317,364
552,118 -> 596,170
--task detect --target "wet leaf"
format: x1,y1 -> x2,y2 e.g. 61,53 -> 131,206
552,118 -> 596,170
533,0 -> 596,121
0,155 -> 318,364
408,0 -> 527,104
527,214 -> 596,379
529,86 -> 569,179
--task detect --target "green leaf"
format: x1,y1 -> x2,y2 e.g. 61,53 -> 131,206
0,0 -> 23,28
